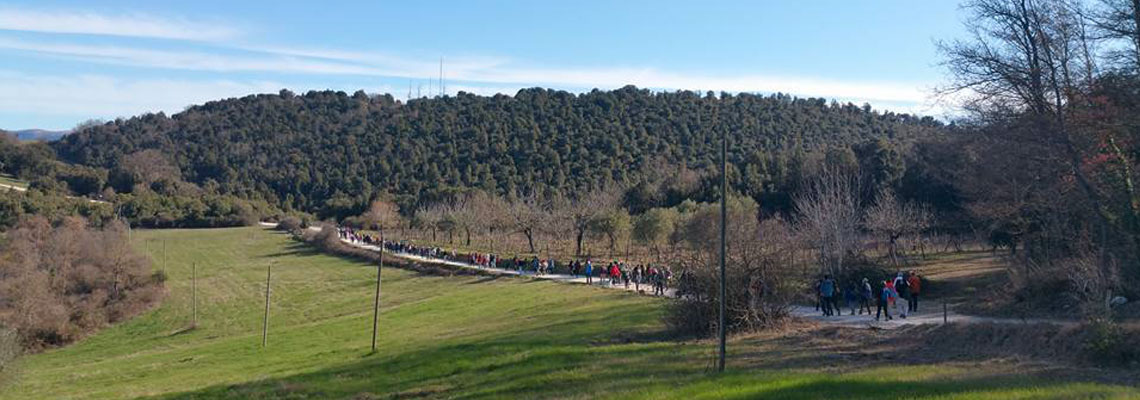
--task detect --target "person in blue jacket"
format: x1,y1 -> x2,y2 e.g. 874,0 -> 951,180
819,275 -> 836,317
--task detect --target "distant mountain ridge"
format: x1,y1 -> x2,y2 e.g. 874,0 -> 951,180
6,129 -> 70,142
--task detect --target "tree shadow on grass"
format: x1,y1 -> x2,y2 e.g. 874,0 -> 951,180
465,275 -> 506,285
672,372 -> 1131,400
261,241 -> 324,259
139,315 -> 1136,400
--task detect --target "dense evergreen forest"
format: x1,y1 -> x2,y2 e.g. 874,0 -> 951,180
53,87 -> 944,219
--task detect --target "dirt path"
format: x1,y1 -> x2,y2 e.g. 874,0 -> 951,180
278,224 -> 1082,329
343,234 -> 678,297
789,304 -> 1077,329
0,183 -> 26,192
0,182 -> 110,204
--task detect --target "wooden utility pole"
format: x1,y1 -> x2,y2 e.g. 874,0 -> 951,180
262,265 -> 272,347
370,252 -> 382,353
192,262 -> 198,327
717,99 -> 727,373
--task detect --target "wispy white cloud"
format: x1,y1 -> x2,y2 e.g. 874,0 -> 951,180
0,71 -> 283,119
0,7 -> 240,41
0,37 -> 394,75
0,36 -> 934,107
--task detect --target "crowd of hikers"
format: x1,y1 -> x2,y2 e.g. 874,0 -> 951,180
339,227 -> 455,260
341,227 -> 929,316
814,271 -> 923,321
338,227 -> 674,296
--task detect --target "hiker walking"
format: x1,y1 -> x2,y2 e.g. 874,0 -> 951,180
654,268 -> 665,296
633,265 -> 643,291
876,280 -> 893,321
893,272 -> 910,318
585,259 -> 594,284
844,281 -> 859,316
859,278 -> 873,315
820,275 -> 836,317
907,271 -> 921,313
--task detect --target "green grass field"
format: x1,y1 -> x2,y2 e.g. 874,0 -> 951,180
2,227 -> 1136,399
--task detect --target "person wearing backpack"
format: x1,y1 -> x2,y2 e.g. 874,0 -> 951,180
876,280 -> 893,321
894,272 -> 910,319
819,275 -> 836,317
859,278 -> 873,315
907,271 -> 922,312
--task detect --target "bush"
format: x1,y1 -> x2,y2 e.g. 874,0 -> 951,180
666,198 -> 805,336
1084,317 -> 1137,366
0,216 -> 164,350
0,327 -> 19,385
277,216 -> 303,234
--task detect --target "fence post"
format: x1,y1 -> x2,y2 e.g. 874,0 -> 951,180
192,262 -> 198,327
262,265 -> 272,347
943,302 -> 948,324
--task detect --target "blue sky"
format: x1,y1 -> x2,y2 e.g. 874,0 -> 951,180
0,1 -> 968,131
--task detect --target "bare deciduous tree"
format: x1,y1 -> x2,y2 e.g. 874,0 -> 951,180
553,188 -> 621,258
941,0 -> 1140,287
414,204 -> 445,242
794,168 -> 862,277
445,194 -> 480,247
506,192 -> 549,253
470,191 -> 509,253
864,188 -> 933,266
1088,0 -> 1140,71
363,200 -> 402,240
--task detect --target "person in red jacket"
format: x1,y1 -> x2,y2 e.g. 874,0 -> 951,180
907,271 -> 922,313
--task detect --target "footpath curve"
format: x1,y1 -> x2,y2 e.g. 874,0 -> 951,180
275,223 -> 1078,330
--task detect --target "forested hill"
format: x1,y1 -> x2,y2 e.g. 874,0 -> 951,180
54,86 -> 943,217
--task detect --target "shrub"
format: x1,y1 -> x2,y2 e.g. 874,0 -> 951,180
0,327 -> 19,385
1084,317 -> 1137,366
277,216 -> 303,234
666,197 -> 805,336
0,216 -> 164,351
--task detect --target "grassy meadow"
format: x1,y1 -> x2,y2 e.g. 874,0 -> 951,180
1,227 -> 1135,399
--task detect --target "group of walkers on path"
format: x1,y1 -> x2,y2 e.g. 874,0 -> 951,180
337,227 -> 674,296
815,271 -> 923,321
470,255 -> 674,296
339,227 -> 456,260
574,259 -> 673,296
